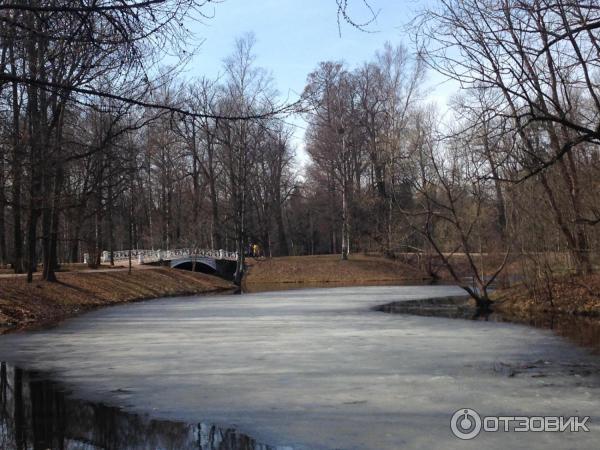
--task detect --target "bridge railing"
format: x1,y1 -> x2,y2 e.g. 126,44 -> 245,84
83,249 -> 238,265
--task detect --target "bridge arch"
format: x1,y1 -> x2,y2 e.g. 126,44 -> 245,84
169,257 -> 217,274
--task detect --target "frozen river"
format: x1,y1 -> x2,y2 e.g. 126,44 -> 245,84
0,285 -> 598,449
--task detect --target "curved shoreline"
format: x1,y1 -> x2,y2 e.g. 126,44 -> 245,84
0,267 -> 235,333
0,285 -> 597,450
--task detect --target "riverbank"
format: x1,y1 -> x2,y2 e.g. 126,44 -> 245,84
245,254 -> 600,318
493,272 -> 600,317
244,254 -> 429,286
0,268 -> 234,331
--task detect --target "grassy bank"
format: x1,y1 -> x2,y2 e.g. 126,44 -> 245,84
244,254 -> 429,285
0,268 -> 234,330
0,263 -> 121,275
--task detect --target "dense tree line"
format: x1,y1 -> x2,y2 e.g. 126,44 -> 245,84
0,0 -> 598,307
294,0 -> 600,307
0,2 -> 295,285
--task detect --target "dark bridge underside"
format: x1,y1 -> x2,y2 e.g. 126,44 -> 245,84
169,257 -> 237,281
171,260 -> 216,275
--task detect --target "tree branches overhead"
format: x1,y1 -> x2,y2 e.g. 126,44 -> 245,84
415,0 -> 600,178
336,0 -> 379,35
0,0 -> 292,121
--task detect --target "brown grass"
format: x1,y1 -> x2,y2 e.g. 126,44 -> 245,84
493,273 -> 600,316
0,263 -> 121,275
0,268 -> 234,330
244,254 -> 428,285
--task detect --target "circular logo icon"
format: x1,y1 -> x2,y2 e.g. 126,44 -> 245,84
451,408 -> 482,440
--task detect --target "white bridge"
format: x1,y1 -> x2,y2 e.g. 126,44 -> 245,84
85,248 -> 238,272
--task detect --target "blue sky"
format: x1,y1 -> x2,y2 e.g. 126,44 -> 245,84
183,0 -> 453,162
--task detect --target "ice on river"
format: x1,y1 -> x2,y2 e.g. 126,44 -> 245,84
0,285 -> 598,449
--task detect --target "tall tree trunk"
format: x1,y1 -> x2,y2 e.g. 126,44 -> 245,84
276,202 -> 289,256
25,15 -> 42,283
26,204 -> 40,283
41,180 -> 52,278
70,217 -> 82,263
106,159 -> 115,266
234,188 -> 246,285
207,140 -> 222,249
0,147 -> 6,266
42,167 -> 63,282
94,206 -> 103,267
41,143 -> 54,280
341,186 -> 348,260
233,124 -> 247,285
10,40 -> 24,273
128,182 -> 134,275
0,9 -> 6,266
190,120 -> 200,236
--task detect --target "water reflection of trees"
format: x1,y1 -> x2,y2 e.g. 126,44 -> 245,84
0,363 -> 285,449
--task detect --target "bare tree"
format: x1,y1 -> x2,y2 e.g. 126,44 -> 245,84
417,0 -> 600,274
400,109 -> 510,310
